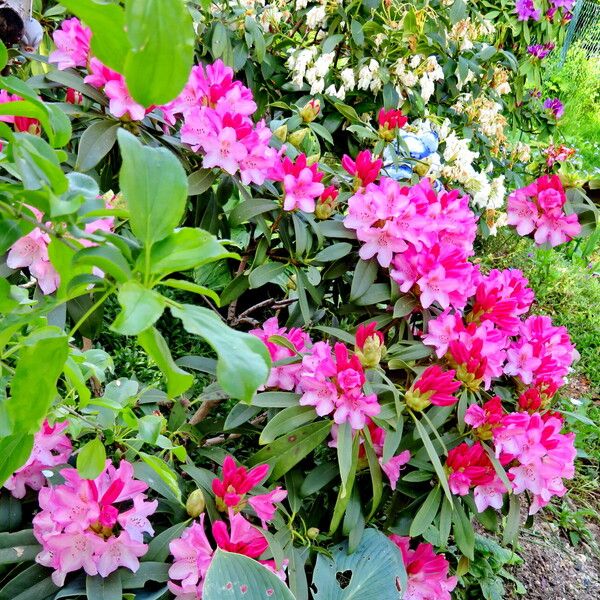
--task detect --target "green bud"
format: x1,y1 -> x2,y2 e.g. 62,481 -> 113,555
186,489 -> 206,518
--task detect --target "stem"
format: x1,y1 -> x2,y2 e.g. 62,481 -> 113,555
69,287 -> 114,338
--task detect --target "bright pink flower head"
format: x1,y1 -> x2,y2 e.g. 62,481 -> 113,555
278,153 -> 325,213
377,108 -> 408,130
389,536 -> 457,600
4,420 -> 71,499
104,77 -> 148,121
212,456 -> 269,510
14,115 -> 41,135
464,396 -> 504,440
406,365 -> 461,410
49,18 -> 92,70
84,57 -> 122,89
355,322 -> 384,350
66,88 -> 84,105
32,459 -> 156,586
212,512 -> 268,559
342,150 -> 383,187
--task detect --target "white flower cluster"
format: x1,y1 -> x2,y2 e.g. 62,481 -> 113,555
392,55 -> 444,102
357,59 -> 383,93
306,4 -> 327,30
286,47 -> 335,94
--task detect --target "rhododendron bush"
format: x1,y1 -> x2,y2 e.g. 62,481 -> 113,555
0,1 -> 598,600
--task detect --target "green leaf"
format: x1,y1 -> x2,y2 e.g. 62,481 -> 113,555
124,0 -> 195,106
111,281 -> 165,336
229,198 -> 278,226
203,549 -> 295,600
147,228 -> 236,276
312,529 -> 406,599
76,438 -> 106,479
259,406 -> 316,445
138,414 -> 164,444
139,452 -> 182,503
0,40 -> 7,71
75,120 -> 120,172
75,244 -> 133,283
350,259 -> 378,301
145,522 -> 190,562
333,102 -> 361,123
121,562 -> 170,588
409,486 -> 442,537
118,129 -> 188,246
313,242 -> 352,263
249,421 -> 331,480
0,434 -> 33,489
249,262 -> 287,289
0,219 -> 23,255
6,334 -> 68,436
309,122 -> 334,144
138,327 -> 194,397
188,169 -> 217,195
336,423 -> 355,497
411,414 -> 453,504
171,304 -> 270,403
224,403 -> 261,430
86,571 -> 122,600
252,392 -> 302,408
160,278 -> 220,304
60,0 -> 130,73
503,494 -> 520,546
351,19 -> 365,46
452,501 -> 475,560
212,22 -> 228,58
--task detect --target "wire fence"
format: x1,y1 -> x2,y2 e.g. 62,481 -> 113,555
561,0 -> 600,62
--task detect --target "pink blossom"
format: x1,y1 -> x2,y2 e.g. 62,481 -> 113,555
202,126 -> 248,175
84,58 -> 122,89
405,365 -> 461,409
212,455 -> 269,510
379,450 -> 411,490
473,479 -> 507,512
49,18 -> 91,70
33,459 -> 156,586
104,78 -> 147,121
248,487 -> 288,528
279,153 -> 325,213
4,420 -> 71,498
342,150 -> 382,187
212,512 -> 269,558
390,536 -> 457,600
422,310 -> 464,358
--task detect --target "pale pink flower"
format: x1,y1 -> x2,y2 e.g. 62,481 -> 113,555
104,78 -> 147,121
379,450 -> 411,490
49,18 -> 91,70
202,126 -> 248,175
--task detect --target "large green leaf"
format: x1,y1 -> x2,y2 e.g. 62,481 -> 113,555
312,529 -> 407,599
124,0 -> 195,106
171,304 -> 270,402
86,571 -> 122,600
5,333 -> 68,436
76,437 -> 106,479
259,406 -> 316,445
203,549 -> 295,600
0,434 -> 34,489
118,130 -> 188,247
75,120 -> 120,172
59,0 -> 130,73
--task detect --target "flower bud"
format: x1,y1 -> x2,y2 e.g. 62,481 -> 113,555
14,116 -> 41,136
315,185 -> 338,220
404,389 -> 431,412
186,489 -> 206,518
307,527 -> 320,540
273,123 -> 288,142
355,335 -> 386,368
299,99 -> 321,123
66,88 -> 84,105
287,128 -> 308,148
305,153 -> 321,166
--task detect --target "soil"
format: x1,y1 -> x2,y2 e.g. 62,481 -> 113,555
507,519 -> 600,599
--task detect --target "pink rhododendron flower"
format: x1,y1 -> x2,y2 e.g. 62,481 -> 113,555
464,396 -> 504,434
342,149 -> 382,187
4,420 -> 71,498
33,460 -> 157,586
378,108 -> 408,130
299,341 -> 381,430
49,18 -> 91,70
405,365 -> 461,410
276,153 -> 325,212
248,487 -> 288,528
507,175 -> 581,247
250,317 -> 311,390
390,535 -> 457,600
493,411 -> 576,513
212,512 -> 269,558
104,78 -> 147,121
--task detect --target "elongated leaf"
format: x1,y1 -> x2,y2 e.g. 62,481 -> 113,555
188,169 -> 217,195
503,494 -> 521,546
60,0 -> 130,73
124,0 -> 195,106
224,403 -> 261,430
313,242 -> 352,263
249,262 -> 287,289
138,452 -> 182,503
229,198 -> 278,226
145,521 -> 190,562
336,423 -> 354,497
350,259 -> 377,301
171,304 -> 270,403
312,529 -> 406,599
409,486 -> 441,537
249,421 -> 331,480
203,549 -> 295,599
118,130 -> 188,246
76,438 -> 106,479
138,327 -> 194,397
259,406 -> 316,445
76,120 -> 119,172
452,501 -> 475,560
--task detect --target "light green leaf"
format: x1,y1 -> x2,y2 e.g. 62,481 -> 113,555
0,434 -> 34,488
76,438 -> 106,479
171,304 -> 270,403
259,406 -> 316,445
118,129 -> 188,246
111,281 -> 165,336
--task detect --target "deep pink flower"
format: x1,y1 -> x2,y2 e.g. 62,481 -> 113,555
277,153 -> 325,212
104,77 -> 147,121
342,150 -> 383,187
248,487 -> 288,528
212,455 -> 269,510
406,365 -> 461,409
212,512 -> 269,559
377,108 -> 408,130
49,18 -> 91,70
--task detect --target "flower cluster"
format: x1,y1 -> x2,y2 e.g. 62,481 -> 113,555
542,143 -> 576,167
4,420 -> 71,498
169,457 -> 287,599
344,176 -> 478,310
404,365 -> 461,411
212,455 -> 287,528
33,460 -> 157,586
390,535 -> 457,600
507,174 -> 581,247
527,42 -> 555,59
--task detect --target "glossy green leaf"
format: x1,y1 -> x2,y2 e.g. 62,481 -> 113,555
249,262 -> 287,289
409,486 -> 442,537
138,327 -> 194,397
145,521 -> 190,562
124,0 -> 195,106
111,281 -> 165,336
139,452 -> 182,503
259,406 -> 316,445
75,244 -> 133,283
188,169 -> 217,195
0,434 -> 34,488
313,242 -> 353,263
118,129 -> 188,246
171,304 -> 270,402
86,571 -> 122,600
75,120 -> 120,172
452,501 -> 475,560
76,438 -> 106,479
203,549 -> 295,599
